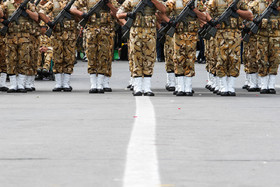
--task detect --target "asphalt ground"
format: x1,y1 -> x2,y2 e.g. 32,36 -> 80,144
0,60 -> 280,187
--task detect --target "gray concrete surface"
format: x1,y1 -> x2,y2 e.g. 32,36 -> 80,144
0,60 -> 280,187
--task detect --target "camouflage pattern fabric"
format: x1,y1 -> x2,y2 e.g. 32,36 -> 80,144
104,31 -> 115,77
242,0 -> 259,74
164,35 -> 174,73
165,0 -> 204,77
52,31 -> 76,74
128,42 -> 133,76
204,39 -> 209,72
255,0 -> 280,76
38,35 -> 53,71
243,35 -> 258,74
28,35 -> 40,75
85,26 -> 114,75
257,35 -> 280,76
208,35 -> 218,75
0,36 -> 6,73
129,27 -> 156,77
216,29 -> 241,77
74,0 -> 119,76
5,33 -> 32,75
2,0 -> 36,75
173,32 -> 197,76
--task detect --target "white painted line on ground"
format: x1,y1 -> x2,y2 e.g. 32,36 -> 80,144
123,97 -> 160,187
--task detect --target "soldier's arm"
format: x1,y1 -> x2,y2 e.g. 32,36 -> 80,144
0,8 -> 3,18
193,8 -> 206,22
236,9 -> 253,21
70,7 -> 84,18
39,13 -> 51,24
26,9 -> 39,22
107,2 -> 118,18
151,0 -> 166,13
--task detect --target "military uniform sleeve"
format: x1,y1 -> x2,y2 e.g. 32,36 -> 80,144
111,0 -> 121,8
238,0 -> 248,10
164,0 -> 175,15
206,0 -> 216,15
38,0 -> 53,15
73,0 -> 87,10
117,0 -> 133,14
197,0 -> 206,12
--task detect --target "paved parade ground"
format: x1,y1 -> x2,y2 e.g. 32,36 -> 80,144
1,60 -> 280,187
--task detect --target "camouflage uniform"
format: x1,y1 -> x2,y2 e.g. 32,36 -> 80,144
1,0 -> 36,92
38,34 -> 53,71
0,14 -> 8,90
39,0 -> 76,91
256,0 -> 280,93
165,0 -> 204,95
207,0 -> 248,96
117,0 -> 162,96
242,0 -> 259,91
74,0 -> 118,93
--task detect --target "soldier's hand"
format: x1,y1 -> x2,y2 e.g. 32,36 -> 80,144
47,21 -> 55,28
127,12 -> 136,19
82,12 -> 88,18
168,17 -> 176,27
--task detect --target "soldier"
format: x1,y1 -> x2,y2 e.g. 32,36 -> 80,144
116,0 -> 166,96
25,0 -> 41,91
0,1 -> 8,91
70,0 -> 120,93
242,0 -> 260,92
38,0 -> 76,92
157,12 -> 176,92
0,0 -> 39,93
207,0 -> 253,96
160,0 -> 206,96
256,0 -> 280,94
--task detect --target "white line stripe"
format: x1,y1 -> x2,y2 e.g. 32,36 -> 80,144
123,97 -> 160,187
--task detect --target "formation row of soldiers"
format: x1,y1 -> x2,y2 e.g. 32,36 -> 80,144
0,0 -> 279,96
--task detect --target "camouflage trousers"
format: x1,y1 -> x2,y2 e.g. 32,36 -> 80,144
0,36 -> 6,73
204,39 -> 209,72
257,35 -> 280,76
173,32 -> 197,77
85,25 -> 114,76
216,29 -> 241,77
53,31 -> 76,74
5,33 -> 32,75
243,35 -> 259,74
164,35 -> 174,73
37,49 -> 53,71
130,27 -> 156,77
208,36 -> 218,75
105,31 -> 115,77
128,42 -> 133,76
28,35 -> 40,75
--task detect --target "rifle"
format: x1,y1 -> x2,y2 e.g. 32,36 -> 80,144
79,0 -> 108,27
200,0 -> 240,40
242,0 -> 280,42
159,0 -> 196,39
0,0 -> 30,36
121,0 -> 155,40
45,0 -> 76,37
